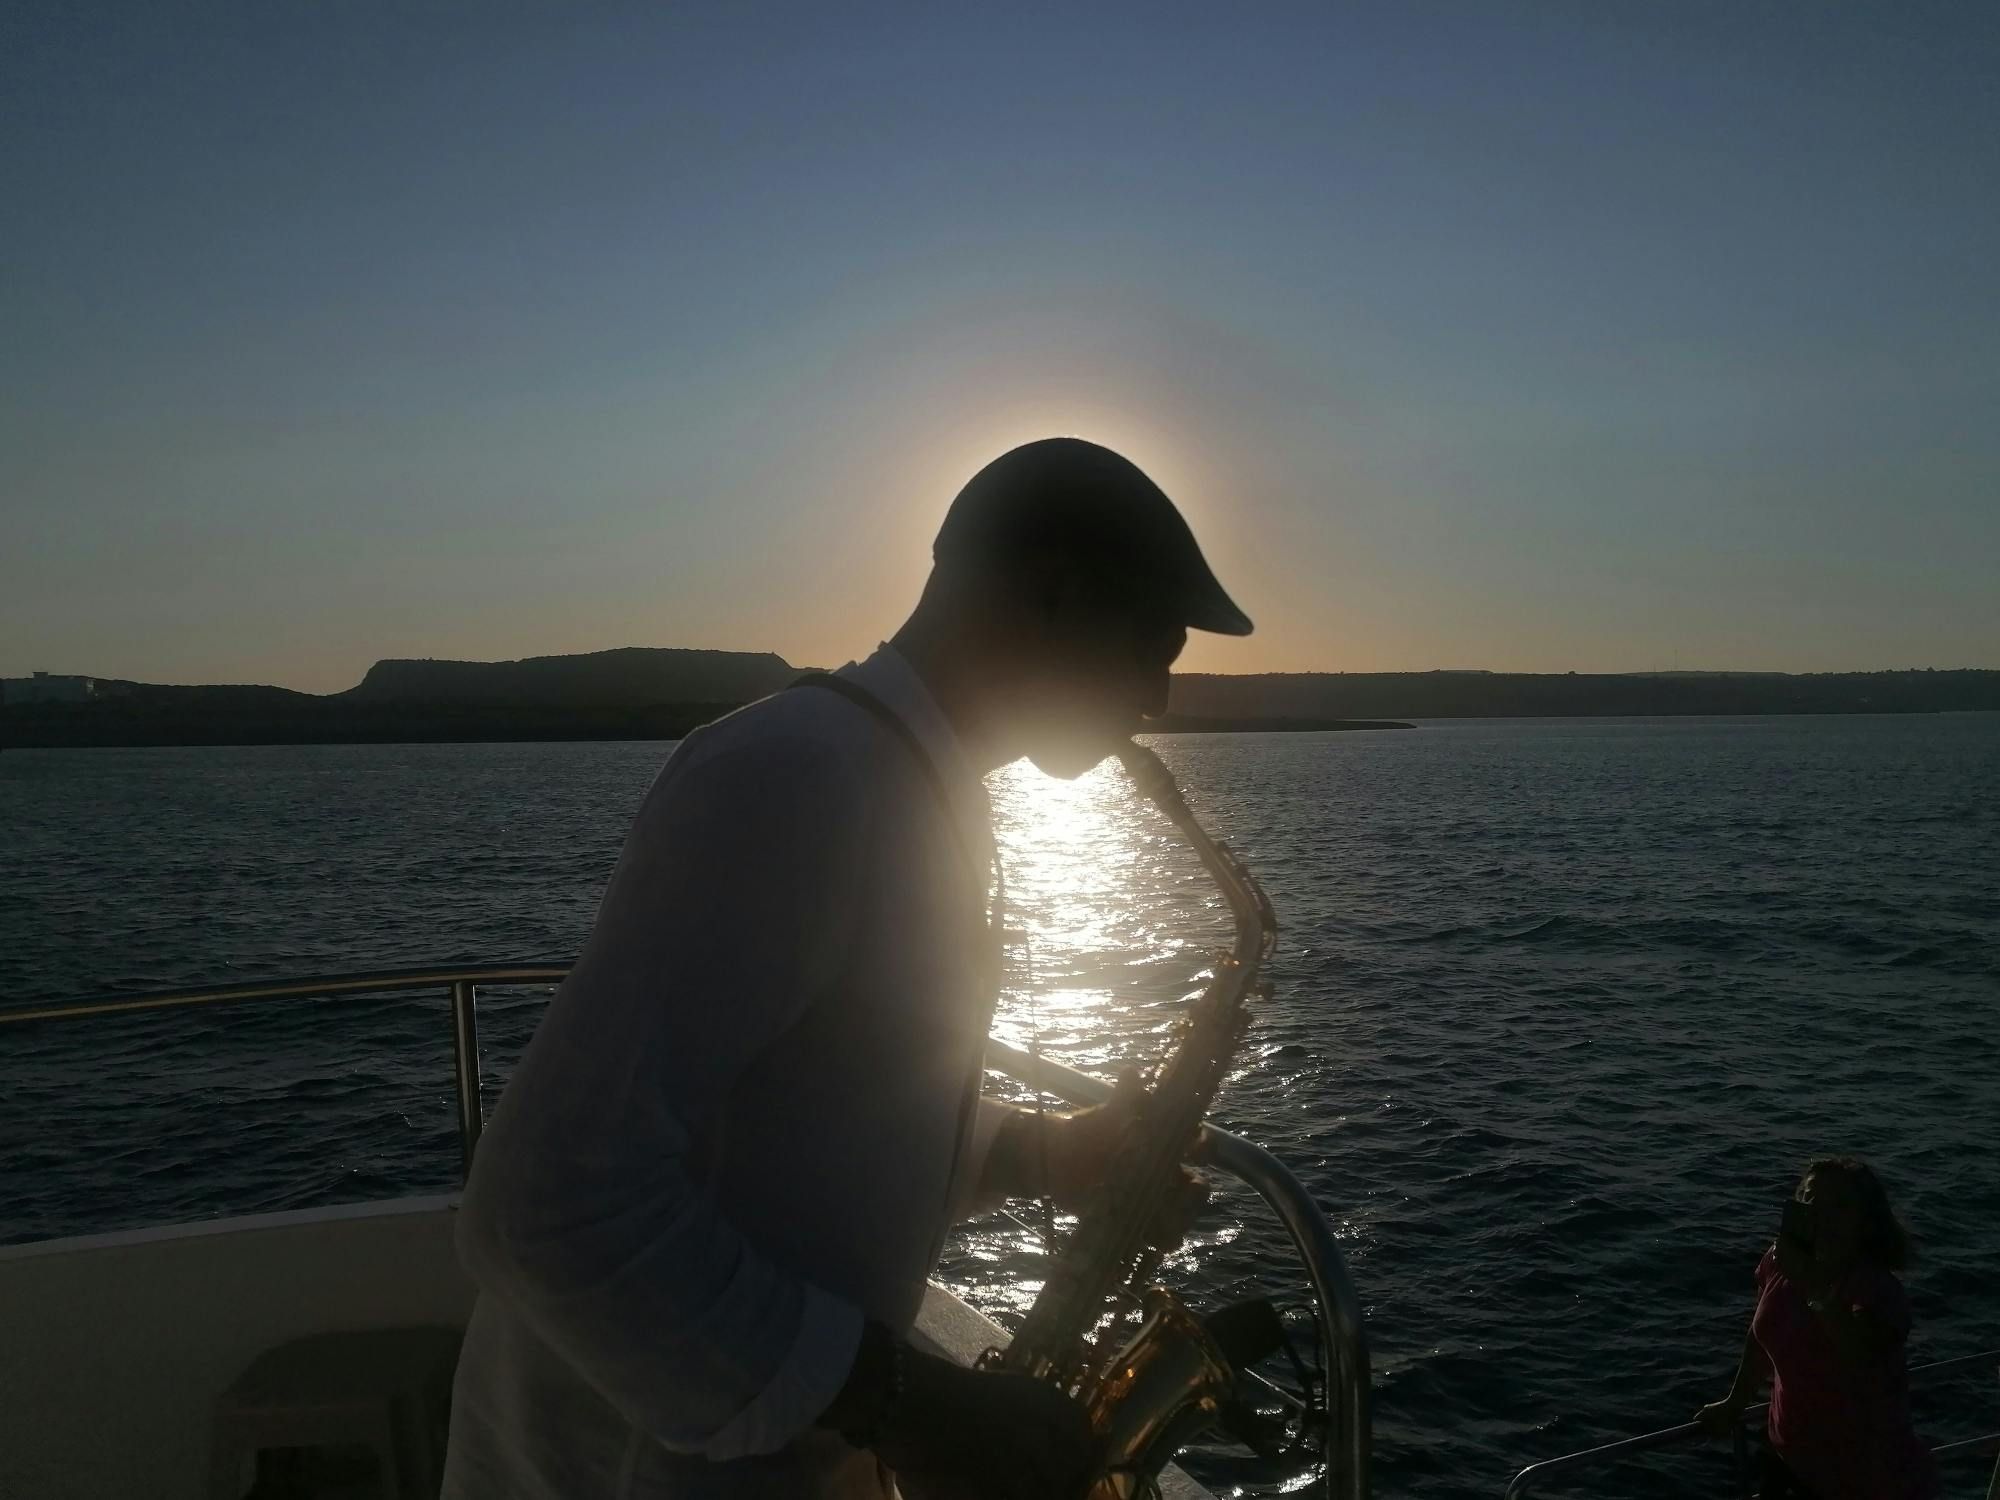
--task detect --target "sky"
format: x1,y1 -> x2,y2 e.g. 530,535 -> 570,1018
4,2 -> 1996,692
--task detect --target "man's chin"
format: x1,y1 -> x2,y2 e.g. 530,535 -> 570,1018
1025,726 -> 1131,780
1026,744 -> 1112,780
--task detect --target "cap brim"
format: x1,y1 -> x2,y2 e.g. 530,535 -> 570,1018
1185,581 -> 1253,637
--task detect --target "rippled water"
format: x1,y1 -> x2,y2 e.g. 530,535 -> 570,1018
3,716 -> 1996,1497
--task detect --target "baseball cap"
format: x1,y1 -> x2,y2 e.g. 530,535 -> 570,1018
932,437 -> 1253,636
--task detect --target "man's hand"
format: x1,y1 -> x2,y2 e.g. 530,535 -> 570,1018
880,1348 -> 1095,1500
984,1073 -> 1208,1251
1041,1073 -> 1208,1248
1042,1072 -> 1148,1206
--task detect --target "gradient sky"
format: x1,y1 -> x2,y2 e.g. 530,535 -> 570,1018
5,2 -> 1996,691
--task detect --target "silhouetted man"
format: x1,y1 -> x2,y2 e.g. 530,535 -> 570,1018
445,437 -> 1253,1499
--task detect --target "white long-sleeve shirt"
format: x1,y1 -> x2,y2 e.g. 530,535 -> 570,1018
445,644 -> 1006,1498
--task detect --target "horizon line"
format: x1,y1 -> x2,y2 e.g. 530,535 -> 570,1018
5,654 -> 1998,698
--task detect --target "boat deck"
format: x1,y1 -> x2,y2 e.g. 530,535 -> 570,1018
0,1194 -> 1211,1499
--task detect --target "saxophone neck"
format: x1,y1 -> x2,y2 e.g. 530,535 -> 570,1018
1117,739 -> 1277,955
1115,741 -> 1196,833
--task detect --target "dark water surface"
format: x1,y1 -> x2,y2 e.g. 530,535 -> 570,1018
4,716 -> 1995,1496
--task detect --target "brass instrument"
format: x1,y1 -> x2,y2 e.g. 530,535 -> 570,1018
995,742 -> 1278,1498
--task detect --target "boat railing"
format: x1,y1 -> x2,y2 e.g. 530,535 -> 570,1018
1,962 -> 1372,1500
1502,1348 -> 2000,1498
0,962 -> 568,1173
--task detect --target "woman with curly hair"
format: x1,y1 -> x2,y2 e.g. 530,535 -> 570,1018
1696,1157 -> 1939,1499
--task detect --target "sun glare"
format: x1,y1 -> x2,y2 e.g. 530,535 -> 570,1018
988,754 -> 1214,1069
991,756 -> 1128,954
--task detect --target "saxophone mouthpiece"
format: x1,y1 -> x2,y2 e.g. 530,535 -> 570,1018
1114,739 -> 1165,783
1117,741 -> 1196,830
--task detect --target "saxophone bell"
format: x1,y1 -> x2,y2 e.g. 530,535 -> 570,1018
1079,1291 -> 1236,1499
1077,1292 -> 1295,1496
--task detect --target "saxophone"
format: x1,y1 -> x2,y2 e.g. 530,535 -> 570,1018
994,741 -> 1278,1498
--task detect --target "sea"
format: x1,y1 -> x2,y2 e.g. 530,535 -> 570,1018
3,714 -> 1996,1498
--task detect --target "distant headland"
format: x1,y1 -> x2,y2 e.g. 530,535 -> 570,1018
3,651 -> 1995,750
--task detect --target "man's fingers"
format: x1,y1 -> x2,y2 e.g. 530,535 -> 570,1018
1073,1069 -> 1146,1151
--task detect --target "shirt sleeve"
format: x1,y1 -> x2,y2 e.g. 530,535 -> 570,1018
944,1095 -> 1015,1223
455,728 -> 874,1459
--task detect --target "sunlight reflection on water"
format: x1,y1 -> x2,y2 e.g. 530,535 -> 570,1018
986,750 -> 1227,1071
958,749 -> 1248,1321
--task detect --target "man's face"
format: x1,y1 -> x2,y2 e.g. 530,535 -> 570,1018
1019,596 -> 1188,779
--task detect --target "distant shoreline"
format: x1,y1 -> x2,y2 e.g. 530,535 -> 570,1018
14,707 -> 2000,751
1149,714 -> 1413,734
4,653 -> 1994,749
0,708 -> 1414,750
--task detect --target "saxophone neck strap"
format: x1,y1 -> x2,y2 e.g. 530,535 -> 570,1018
787,669 -> 1000,1262
786,671 -> 1002,904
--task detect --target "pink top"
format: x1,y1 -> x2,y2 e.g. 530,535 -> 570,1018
1752,1247 -> 1939,1500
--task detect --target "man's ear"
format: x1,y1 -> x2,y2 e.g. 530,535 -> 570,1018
1028,554 -> 1092,623
1002,550 -> 1070,626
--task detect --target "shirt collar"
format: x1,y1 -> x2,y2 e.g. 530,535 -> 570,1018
839,642 -> 993,862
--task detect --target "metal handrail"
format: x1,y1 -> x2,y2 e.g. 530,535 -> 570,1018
0,962 -> 570,1025
3,965 -> 1372,1498
1503,1348 -> 2000,1498
0,962 -> 568,1173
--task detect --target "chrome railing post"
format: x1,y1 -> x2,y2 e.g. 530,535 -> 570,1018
449,979 -> 483,1177
1201,1128 -> 1373,1500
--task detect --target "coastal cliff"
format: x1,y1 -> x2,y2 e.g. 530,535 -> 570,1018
343,648 -> 797,708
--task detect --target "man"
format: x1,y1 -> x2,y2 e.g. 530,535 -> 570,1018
445,437 -> 1254,1499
